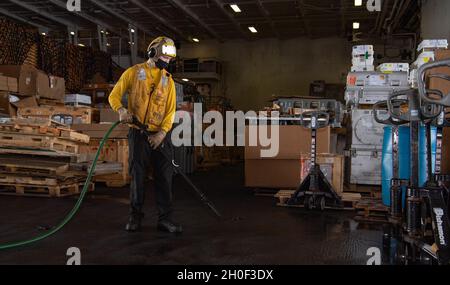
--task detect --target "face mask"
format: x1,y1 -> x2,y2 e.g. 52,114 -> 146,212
155,58 -> 169,70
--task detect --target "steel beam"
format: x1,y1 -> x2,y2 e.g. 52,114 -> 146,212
0,7 -> 49,31
128,0 -> 188,41
166,0 -> 222,41
211,0 -> 248,39
87,0 -> 158,38
295,0 -> 311,38
48,0 -> 122,37
255,0 -> 279,39
8,0 -> 78,30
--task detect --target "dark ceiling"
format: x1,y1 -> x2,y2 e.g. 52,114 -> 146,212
0,0 -> 421,55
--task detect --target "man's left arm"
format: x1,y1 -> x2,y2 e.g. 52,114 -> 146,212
160,78 -> 177,134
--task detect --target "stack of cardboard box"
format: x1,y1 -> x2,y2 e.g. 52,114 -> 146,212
244,125 -> 345,191
0,64 -> 65,118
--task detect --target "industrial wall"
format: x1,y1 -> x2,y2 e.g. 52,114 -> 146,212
179,37 -> 352,111
421,0 -> 450,40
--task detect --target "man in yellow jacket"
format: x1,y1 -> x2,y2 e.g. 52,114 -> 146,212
109,36 -> 181,233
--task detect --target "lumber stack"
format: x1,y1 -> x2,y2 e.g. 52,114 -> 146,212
0,17 -> 118,94
0,18 -> 35,66
0,117 -> 94,197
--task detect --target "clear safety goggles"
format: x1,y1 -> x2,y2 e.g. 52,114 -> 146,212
162,44 -> 176,57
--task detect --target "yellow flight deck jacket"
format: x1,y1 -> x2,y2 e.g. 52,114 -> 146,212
108,62 -> 176,133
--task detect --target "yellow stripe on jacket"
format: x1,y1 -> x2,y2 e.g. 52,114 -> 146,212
108,62 -> 176,133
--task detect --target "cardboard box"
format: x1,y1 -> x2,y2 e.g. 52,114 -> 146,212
11,96 -> 38,109
0,92 -> 16,117
0,75 -> 18,92
0,65 -> 45,96
377,63 -> 409,73
44,75 -> 65,100
417,39 -> 448,52
244,125 -> 330,159
428,49 -> 450,96
0,76 -> 8,91
0,65 -> 64,99
100,108 -> 119,123
7,77 -> 18,92
244,154 -> 344,193
65,94 -> 92,106
245,159 -> 302,189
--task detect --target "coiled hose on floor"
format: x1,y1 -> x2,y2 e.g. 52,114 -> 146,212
0,121 -> 121,250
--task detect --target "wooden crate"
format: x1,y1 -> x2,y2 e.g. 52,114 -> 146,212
78,138 -> 130,187
0,131 -> 79,154
354,198 -> 389,223
0,157 -> 69,175
17,106 -> 94,124
300,153 -> 345,195
0,181 -> 94,197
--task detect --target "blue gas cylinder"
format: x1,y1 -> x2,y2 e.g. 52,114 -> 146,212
381,125 -> 436,206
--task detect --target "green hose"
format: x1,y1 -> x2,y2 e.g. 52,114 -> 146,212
0,121 -> 121,250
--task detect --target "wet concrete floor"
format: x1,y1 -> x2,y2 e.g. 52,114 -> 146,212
0,164 -> 388,265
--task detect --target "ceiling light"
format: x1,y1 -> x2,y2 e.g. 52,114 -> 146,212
41,32 -> 46,36
78,43 -> 85,47
248,26 -> 257,33
182,78 -> 189,82
105,32 -> 109,35
70,31 -> 75,35
130,28 -> 135,33
192,38 -> 199,43
354,0 -> 362,6
100,30 -> 105,34
230,4 -> 241,13
106,43 -> 111,47
353,22 -> 360,29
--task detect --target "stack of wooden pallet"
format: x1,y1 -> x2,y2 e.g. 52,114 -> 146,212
0,117 -> 93,197
72,123 -> 130,187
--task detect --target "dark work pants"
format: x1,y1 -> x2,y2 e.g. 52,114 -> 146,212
128,128 -> 174,221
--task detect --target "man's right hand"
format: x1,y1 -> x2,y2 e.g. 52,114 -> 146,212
118,107 -> 133,123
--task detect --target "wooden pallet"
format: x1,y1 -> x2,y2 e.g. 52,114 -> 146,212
0,157 -> 69,175
17,106 -> 93,124
345,184 -> 382,198
0,147 -> 81,162
354,198 -> 389,223
0,120 -> 89,144
0,181 -> 94,197
274,190 -> 361,210
0,132 -> 79,154
0,123 -> 61,136
0,170 -> 84,183
38,98 -> 65,106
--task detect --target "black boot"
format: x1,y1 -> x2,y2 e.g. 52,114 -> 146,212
125,212 -> 144,232
157,219 -> 182,233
